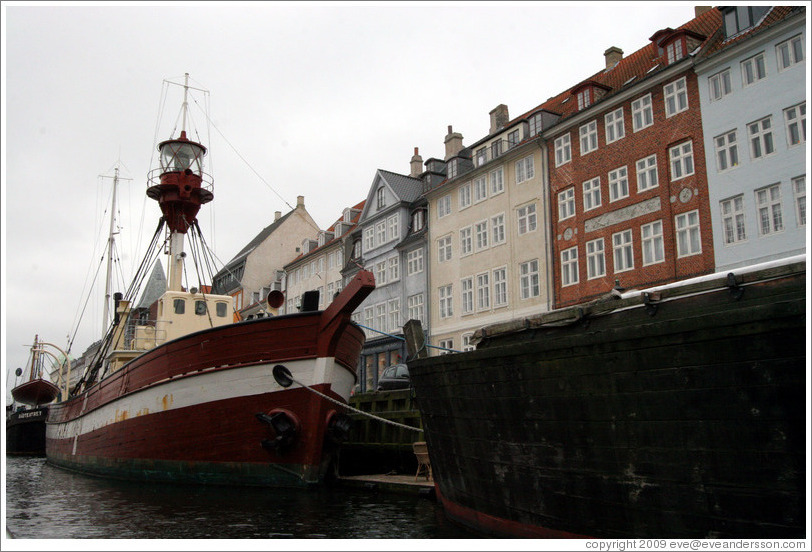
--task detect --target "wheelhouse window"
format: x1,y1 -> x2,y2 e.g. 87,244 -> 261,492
195,300 -> 207,315
173,298 -> 186,314
216,302 -> 228,318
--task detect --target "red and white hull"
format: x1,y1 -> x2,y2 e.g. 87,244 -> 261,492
46,271 -> 374,487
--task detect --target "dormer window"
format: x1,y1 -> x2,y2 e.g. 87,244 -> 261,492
666,38 -> 685,64
376,187 -> 386,209
528,113 -> 544,136
411,208 -> 426,233
447,159 -> 459,179
577,88 -> 592,110
722,6 -> 771,39
475,147 -> 487,167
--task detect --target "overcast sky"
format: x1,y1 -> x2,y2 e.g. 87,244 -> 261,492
2,1 -> 699,400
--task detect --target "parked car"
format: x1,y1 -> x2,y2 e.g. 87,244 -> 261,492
376,363 -> 410,391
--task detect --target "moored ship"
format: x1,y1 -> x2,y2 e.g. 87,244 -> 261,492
407,257 -> 806,538
45,75 -> 374,486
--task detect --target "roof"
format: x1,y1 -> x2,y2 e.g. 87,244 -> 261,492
284,200 -> 366,267
376,169 -> 424,203
701,6 -> 802,59
216,208 -> 296,276
135,261 -> 166,309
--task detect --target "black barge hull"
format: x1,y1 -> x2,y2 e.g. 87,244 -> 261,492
6,405 -> 50,456
408,260 -> 806,538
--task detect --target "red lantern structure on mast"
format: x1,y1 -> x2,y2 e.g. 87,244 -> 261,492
146,73 -> 213,292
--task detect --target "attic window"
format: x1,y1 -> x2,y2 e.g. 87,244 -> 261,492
665,38 -> 685,64
577,88 -> 592,110
722,6 -> 771,39
376,187 -> 386,209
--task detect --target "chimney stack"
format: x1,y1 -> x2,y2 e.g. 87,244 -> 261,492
694,6 -> 712,17
410,147 -> 423,178
604,46 -> 624,69
489,104 -> 509,134
274,211 -> 282,221
444,125 -> 464,161
297,195 -> 305,209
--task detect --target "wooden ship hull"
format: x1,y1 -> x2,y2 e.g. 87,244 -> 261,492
11,378 -> 60,406
408,258 -> 806,538
46,272 -> 374,487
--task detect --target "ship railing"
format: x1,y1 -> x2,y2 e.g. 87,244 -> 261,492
146,167 -> 214,194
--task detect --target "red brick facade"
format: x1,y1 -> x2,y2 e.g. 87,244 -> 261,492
547,69 -> 716,308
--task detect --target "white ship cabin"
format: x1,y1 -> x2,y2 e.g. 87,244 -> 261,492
105,290 -> 234,373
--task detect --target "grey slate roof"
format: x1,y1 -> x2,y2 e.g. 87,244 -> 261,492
377,169 -> 424,203
136,261 -> 166,309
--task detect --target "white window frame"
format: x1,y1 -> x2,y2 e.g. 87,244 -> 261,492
493,267 -> 508,307
388,298 -> 400,332
709,68 -> 732,101
669,140 -> 695,181
557,188 -> 575,221
554,134 -> 572,166
388,255 -> 400,282
474,175 -> 488,203
518,203 -> 538,235
577,88 -> 592,110
605,107 -> 625,144
438,284 -> 453,319
459,226 -> 473,256
741,52 -> 766,86
375,260 -> 387,286
608,166 -> 629,202
437,195 -> 451,218
519,259 -> 540,300
474,220 -> 489,251
375,220 -> 386,245
407,248 -> 424,275
792,175 -> 806,227
664,77 -> 688,117
437,235 -> 452,263
675,210 -> 702,257
636,154 -> 659,192
641,220 -> 665,265
515,155 -> 535,184
714,130 -> 739,172
459,182 -> 472,209
720,195 -> 747,245
561,246 -> 579,287
476,272 -> 490,311
491,213 -> 506,245
612,229 -> 634,273
583,177 -> 601,211
489,166 -> 504,195
461,277 -> 474,315
363,227 -> 374,253
387,213 -> 399,242
784,102 -> 806,147
666,39 -> 684,64
748,116 -> 775,159
632,94 -> 654,132
579,120 -> 598,155
777,34 -> 804,71
586,238 -> 605,279
407,293 -> 424,324
755,184 -> 784,236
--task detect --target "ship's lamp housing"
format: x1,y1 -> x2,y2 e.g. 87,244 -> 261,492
159,134 -> 206,176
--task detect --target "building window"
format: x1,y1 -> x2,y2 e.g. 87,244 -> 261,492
459,182 -> 472,209
438,235 -> 452,262
462,334 -> 475,353
388,256 -> 400,281
793,176 -> 806,227
375,260 -> 387,286
554,134 -> 571,166
709,69 -> 732,101
669,140 -> 694,181
407,248 -> 424,275
777,34 -> 804,71
528,113 -> 544,136
363,306 -> 374,337
438,339 -> 454,355
507,129 -> 520,147
605,107 -> 625,144
675,210 -> 702,256
491,213 -> 506,245
741,52 -> 766,86
490,166 -> 504,195
577,88 -> 592,110
755,184 -> 784,235
519,259 -> 540,299
376,303 -> 387,333
666,39 -> 684,64
583,177 -> 601,211
664,77 -> 688,117
641,220 -> 665,265
491,140 -> 503,158
557,188 -> 575,221
586,238 -> 605,279
561,247 -> 579,287
461,277 -> 474,315
608,166 -> 629,202
714,130 -> 739,172
723,6 -> 770,37
363,227 -> 374,253
375,220 -> 386,245
387,213 -> 399,242
410,208 -> 425,232
460,226 -> 473,256
437,195 -> 451,218
579,120 -> 598,155
612,229 -> 634,273
515,155 -> 535,184
387,299 -> 401,333
447,159 -> 458,179
720,195 -> 747,244
518,203 -> 537,234
438,285 -> 453,318
407,293 -> 424,324
632,94 -> 654,132
475,147 -> 487,167
784,102 -> 806,146
476,272 -> 490,310
748,116 -> 775,159
475,221 -> 489,251
493,267 -> 508,307
377,187 -> 387,210
474,175 -> 488,203
636,154 -> 658,192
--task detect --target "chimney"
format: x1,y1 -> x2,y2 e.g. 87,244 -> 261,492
410,147 -> 423,178
297,195 -> 305,209
489,104 -> 509,134
274,211 -> 281,221
694,6 -> 712,17
604,46 -> 624,69
444,125 -> 464,161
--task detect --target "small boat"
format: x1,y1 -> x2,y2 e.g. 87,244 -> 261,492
407,257 -> 806,538
7,335 -> 62,455
45,75 -> 374,486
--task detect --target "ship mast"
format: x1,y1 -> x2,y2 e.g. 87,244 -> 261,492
102,167 -> 119,330
146,73 -> 213,293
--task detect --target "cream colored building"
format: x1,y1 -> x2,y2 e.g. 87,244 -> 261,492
425,107 -> 560,354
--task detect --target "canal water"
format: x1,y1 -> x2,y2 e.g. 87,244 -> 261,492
4,456 -> 477,540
